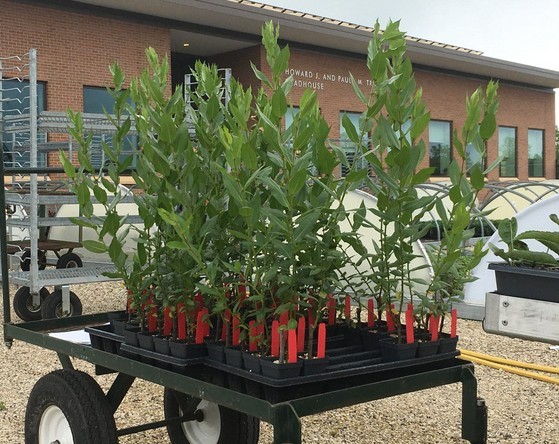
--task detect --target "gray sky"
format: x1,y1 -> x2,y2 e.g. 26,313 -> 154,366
261,0 -> 559,72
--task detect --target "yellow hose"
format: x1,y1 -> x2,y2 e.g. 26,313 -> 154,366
459,354 -> 559,386
459,348 -> 559,374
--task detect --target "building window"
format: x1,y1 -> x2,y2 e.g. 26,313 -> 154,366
498,126 -> 517,177
1,79 -> 46,167
83,86 -> 137,170
527,129 -> 544,177
340,111 -> 369,178
429,120 -> 452,176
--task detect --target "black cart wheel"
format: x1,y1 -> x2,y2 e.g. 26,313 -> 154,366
13,286 -> 50,321
24,369 -> 117,444
56,252 -> 83,269
20,250 -> 47,271
163,388 -> 259,444
40,289 -> 83,319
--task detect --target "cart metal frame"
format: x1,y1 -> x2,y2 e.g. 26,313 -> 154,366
3,313 -> 488,444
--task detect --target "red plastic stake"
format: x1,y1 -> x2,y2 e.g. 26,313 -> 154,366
195,311 -> 204,344
163,307 -> 172,336
249,320 -> 257,352
288,329 -> 297,364
177,303 -> 186,340
271,320 -> 280,357
280,311 -> 289,328
405,310 -> 414,344
317,323 -> 326,359
386,304 -> 396,333
232,314 -> 241,345
430,315 -> 440,341
344,294 -> 351,320
367,299 -> 375,327
308,299 -> 315,326
297,316 -> 305,353
451,308 -> 458,338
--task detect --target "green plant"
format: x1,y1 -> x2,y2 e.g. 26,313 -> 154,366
340,21 -> 500,341
421,80 -> 499,333
488,215 -> 559,267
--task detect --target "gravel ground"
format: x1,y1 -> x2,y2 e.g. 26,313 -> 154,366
0,282 -> 557,443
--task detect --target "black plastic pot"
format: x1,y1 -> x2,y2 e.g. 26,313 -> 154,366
153,335 -> 170,355
137,332 -> 155,351
416,339 -> 440,357
169,340 -> 207,360
379,338 -> 418,362
224,346 -> 243,368
206,341 -> 225,363
242,352 -> 262,374
438,334 -> 459,354
360,328 -> 389,351
260,358 -> 303,379
489,262 -> 559,302
123,326 -> 140,347
301,357 -> 329,376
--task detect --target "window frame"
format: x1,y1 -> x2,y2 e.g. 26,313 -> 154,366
82,85 -> 137,172
527,128 -> 544,178
498,126 -> 518,178
428,119 -> 453,177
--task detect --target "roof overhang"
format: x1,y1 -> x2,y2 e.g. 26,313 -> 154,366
54,0 -> 559,89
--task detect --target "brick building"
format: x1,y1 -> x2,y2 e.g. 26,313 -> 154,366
2,0 -> 559,180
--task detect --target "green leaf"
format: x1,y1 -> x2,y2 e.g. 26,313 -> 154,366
69,217 -> 97,229
469,164 -> 485,191
480,113 -> 496,140
294,209 -> 321,243
341,113 -> 359,144
498,218 -> 517,244
271,89 -> 287,119
93,184 -> 107,205
261,176 -> 289,208
288,169 -> 307,196
167,241 -> 188,250
410,113 -> 430,140
82,240 -> 108,254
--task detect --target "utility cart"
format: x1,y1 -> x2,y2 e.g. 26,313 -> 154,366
2,314 -> 488,444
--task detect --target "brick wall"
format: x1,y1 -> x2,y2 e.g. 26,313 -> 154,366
1,0 -> 170,165
233,45 -> 556,181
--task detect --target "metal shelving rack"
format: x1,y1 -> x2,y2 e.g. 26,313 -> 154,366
0,49 -> 140,319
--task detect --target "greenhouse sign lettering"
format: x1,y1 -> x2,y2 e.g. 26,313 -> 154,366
284,68 -> 370,90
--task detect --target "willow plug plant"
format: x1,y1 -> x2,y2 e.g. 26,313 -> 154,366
422,81 -> 499,336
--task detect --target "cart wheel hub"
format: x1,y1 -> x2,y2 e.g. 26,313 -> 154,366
38,405 -> 73,444
181,400 -> 221,444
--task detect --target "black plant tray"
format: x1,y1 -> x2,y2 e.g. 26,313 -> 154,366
120,344 -> 206,370
489,262 -> 559,302
85,324 -> 124,354
206,349 -> 460,388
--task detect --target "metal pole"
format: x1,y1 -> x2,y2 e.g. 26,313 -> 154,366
29,49 -> 39,298
1,142 -> 13,346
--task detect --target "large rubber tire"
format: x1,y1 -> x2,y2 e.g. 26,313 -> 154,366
56,252 -> 83,269
20,250 -> 47,271
40,289 -> 83,319
24,369 -> 117,444
163,388 -> 259,444
13,286 -> 50,321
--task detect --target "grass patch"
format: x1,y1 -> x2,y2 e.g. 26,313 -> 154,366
0,402 -> 6,411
